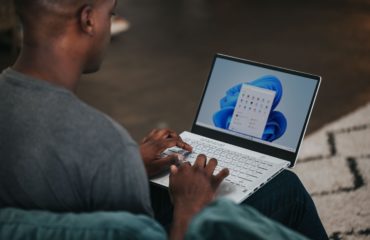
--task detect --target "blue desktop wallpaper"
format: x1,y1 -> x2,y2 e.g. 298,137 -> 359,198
196,57 -> 318,151
213,75 -> 287,142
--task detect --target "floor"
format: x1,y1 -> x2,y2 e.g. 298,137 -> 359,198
294,103 -> 370,239
1,0 -> 369,142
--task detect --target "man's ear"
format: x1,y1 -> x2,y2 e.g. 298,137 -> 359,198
79,4 -> 94,36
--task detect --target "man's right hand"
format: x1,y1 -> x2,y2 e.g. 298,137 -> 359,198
139,128 -> 192,177
169,154 -> 229,240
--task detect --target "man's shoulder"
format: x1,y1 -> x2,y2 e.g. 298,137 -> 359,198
0,68 -> 137,152
68,100 -> 137,147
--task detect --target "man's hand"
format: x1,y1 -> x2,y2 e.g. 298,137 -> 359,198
169,154 -> 229,240
169,154 -> 229,213
139,128 -> 192,177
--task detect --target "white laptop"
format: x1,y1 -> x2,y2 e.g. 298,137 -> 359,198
151,54 -> 321,203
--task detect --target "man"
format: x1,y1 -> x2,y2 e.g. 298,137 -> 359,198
0,0 -> 328,239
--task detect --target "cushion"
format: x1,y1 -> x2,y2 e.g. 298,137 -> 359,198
0,208 -> 166,240
0,199 -> 308,240
186,198 -> 308,240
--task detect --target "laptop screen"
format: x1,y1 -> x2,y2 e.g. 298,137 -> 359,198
193,54 -> 320,162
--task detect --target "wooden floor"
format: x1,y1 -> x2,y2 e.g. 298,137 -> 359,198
1,0 -> 370,141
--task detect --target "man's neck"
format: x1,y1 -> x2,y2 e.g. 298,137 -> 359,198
13,43 -> 82,92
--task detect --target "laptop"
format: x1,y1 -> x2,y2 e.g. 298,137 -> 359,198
151,53 -> 321,203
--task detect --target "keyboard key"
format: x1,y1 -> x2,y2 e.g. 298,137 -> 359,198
180,139 -> 276,187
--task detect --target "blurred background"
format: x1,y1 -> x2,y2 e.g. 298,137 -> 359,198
1,0 -> 369,141
1,0 -> 369,239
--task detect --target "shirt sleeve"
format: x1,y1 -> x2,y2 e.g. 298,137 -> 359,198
89,141 -> 154,216
43,111 -> 154,216
84,115 -> 154,216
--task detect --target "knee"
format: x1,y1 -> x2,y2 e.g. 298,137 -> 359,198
276,170 -> 309,198
280,170 -> 301,186
279,170 -> 310,202
242,170 -> 312,215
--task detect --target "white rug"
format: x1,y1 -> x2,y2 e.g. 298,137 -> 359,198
294,103 -> 370,240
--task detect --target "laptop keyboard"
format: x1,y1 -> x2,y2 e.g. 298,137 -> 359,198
166,138 -> 275,190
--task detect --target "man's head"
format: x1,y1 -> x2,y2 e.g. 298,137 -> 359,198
14,0 -> 117,73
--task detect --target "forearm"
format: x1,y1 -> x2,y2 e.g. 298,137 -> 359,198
168,155 -> 228,239
169,206 -> 200,240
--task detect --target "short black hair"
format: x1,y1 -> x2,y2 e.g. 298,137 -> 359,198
14,0 -> 85,21
14,0 -> 94,38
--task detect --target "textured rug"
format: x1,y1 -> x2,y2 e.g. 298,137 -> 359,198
293,103 -> 370,240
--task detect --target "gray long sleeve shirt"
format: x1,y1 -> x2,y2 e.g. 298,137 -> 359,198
0,68 -> 153,216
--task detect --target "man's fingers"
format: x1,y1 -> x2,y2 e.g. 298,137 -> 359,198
177,136 -> 193,152
194,154 -> 207,168
170,165 -> 178,175
155,154 -> 179,168
157,139 -> 177,152
156,138 -> 190,152
152,129 -> 171,140
144,128 -> 174,142
172,139 -> 192,152
149,129 -> 193,151
141,129 -> 159,143
146,139 -> 177,155
160,128 -> 178,138
143,128 -> 193,152
181,141 -> 193,152
152,128 -> 178,140
205,158 -> 217,176
181,161 -> 192,168
168,130 -> 180,139
213,168 -> 230,188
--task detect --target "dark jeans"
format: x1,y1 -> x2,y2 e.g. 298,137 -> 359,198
150,170 -> 328,240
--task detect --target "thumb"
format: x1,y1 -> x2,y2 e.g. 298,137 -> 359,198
152,154 -> 179,170
170,165 -> 178,175
169,165 -> 178,185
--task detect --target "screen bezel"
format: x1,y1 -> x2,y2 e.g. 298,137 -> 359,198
191,54 -> 321,167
